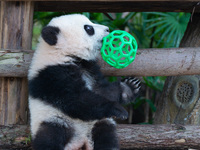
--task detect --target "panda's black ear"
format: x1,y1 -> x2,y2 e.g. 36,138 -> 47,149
41,26 -> 60,46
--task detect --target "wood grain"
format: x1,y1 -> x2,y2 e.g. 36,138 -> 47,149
0,47 -> 200,77
3,0 -> 198,12
4,0 -> 200,2
0,1 -> 34,125
1,124 -> 200,149
101,47 -> 200,77
154,13 -> 200,125
34,1 -> 200,12
118,124 -> 200,149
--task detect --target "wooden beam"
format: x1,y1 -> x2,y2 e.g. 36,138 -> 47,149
101,47 -> 200,76
4,0 -> 200,12
0,49 -> 33,77
33,1 -> 200,12
1,124 -> 200,149
0,47 -> 200,77
118,124 -> 200,149
5,0 -> 200,1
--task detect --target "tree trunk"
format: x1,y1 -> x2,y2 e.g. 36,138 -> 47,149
0,1 -> 34,125
154,13 -> 200,125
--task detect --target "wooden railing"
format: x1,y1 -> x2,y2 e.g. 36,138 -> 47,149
0,1 -> 200,149
1,124 -> 200,149
0,47 -> 200,77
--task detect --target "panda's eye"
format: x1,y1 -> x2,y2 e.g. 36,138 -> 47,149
84,25 -> 95,36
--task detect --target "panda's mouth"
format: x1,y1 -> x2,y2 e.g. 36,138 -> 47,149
97,39 -> 103,43
95,38 -> 105,51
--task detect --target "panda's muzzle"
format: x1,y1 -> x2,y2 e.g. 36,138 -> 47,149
105,28 -> 109,33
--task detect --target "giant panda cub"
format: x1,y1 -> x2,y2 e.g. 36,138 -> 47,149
28,14 -> 140,150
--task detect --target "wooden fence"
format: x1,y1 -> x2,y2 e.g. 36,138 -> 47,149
0,0 -> 200,149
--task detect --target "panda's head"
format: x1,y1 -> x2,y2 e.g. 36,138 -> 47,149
29,14 -> 109,79
39,14 -> 109,60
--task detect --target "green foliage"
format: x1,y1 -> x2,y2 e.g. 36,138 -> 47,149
32,12 -> 190,49
143,76 -> 166,92
87,12 -> 190,48
108,76 -> 118,82
24,134 -> 32,145
32,22 -> 42,50
85,13 -> 149,48
134,97 -> 156,112
34,12 -> 66,26
144,12 -> 190,47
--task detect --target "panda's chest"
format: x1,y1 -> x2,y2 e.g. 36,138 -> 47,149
81,71 -> 94,90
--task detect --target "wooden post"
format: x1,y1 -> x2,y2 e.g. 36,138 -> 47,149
154,13 -> 200,125
0,1 -> 34,125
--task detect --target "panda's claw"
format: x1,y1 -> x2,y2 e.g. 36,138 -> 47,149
134,86 -> 141,94
133,80 -> 141,88
108,103 -> 128,120
120,77 -> 141,104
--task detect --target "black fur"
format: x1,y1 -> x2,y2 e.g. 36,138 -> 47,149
73,57 -> 140,104
29,58 -> 128,121
72,56 -> 122,102
32,121 -> 74,150
41,26 -> 60,45
92,119 -> 119,150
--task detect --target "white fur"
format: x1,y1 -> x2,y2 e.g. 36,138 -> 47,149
29,97 -> 96,150
28,14 -> 108,80
82,71 -> 95,90
28,14 -> 111,150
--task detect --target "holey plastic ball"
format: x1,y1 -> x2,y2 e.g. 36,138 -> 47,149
101,30 -> 138,69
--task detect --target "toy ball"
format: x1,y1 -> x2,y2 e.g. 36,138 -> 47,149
101,30 -> 138,69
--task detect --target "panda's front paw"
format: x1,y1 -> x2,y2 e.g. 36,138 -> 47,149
107,103 -> 128,120
120,77 -> 141,104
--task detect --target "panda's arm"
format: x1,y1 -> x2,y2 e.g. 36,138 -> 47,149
81,59 -> 141,104
64,89 -> 128,121
76,58 -> 141,104
95,77 -> 141,104
28,64 -> 128,121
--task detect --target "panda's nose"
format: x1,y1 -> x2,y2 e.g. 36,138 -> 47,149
105,28 -> 109,33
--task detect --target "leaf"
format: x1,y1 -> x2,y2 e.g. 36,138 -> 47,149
145,99 -> 156,112
143,76 -> 165,91
133,97 -> 145,109
157,24 -> 173,45
124,12 -> 136,23
133,97 -> 156,112
150,22 -> 171,38
144,12 -> 190,47
145,20 -> 168,30
145,12 -> 172,17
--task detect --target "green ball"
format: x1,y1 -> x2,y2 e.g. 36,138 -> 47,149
101,30 -> 138,69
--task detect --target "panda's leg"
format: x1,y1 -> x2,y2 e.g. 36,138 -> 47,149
32,121 -> 74,150
92,119 -> 119,150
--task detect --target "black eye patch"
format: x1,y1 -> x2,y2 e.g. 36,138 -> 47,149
84,25 -> 95,36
